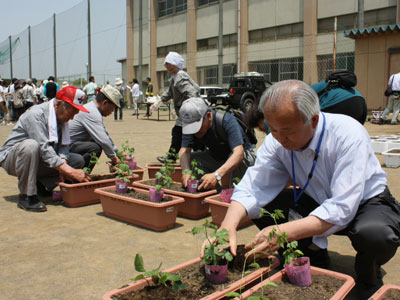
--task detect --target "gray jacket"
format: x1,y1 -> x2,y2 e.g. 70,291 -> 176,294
69,101 -> 118,158
0,102 -> 68,168
161,70 -> 200,125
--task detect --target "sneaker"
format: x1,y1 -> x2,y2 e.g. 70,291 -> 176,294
157,156 -> 166,163
7,122 -> 14,126
17,195 -> 47,212
0,121 -> 5,126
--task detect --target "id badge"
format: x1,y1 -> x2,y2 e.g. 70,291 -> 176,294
288,208 -> 303,221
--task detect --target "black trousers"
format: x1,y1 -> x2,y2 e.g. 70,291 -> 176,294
167,125 -> 205,159
70,141 -> 102,171
252,188 -> 400,286
321,96 -> 367,125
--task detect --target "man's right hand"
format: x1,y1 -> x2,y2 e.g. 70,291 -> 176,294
200,224 -> 238,257
70,168 -> 91,182
111,156 -> 120,165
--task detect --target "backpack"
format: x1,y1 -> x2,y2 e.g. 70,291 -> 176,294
214,106 -> 258,147
317,70 -> 357,97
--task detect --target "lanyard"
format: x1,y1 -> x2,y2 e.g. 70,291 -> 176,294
291,113 -> 326,206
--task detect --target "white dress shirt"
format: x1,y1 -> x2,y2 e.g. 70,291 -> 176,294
131,83 -> 140,98
233,112 -> 387,248
388,72 -> 400,91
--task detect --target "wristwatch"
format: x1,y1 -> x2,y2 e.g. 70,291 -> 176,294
214,172 -> 222,181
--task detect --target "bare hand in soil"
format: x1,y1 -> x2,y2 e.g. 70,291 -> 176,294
198,173 -> 217,190
245,226 -> 280,259
70,168 -> 91,182
111,156 -> 120,165
200,226 -> 238,257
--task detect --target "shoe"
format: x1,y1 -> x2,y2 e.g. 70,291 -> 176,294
36,182 -> 53,197
7,122 -> 14,126
378,118 -> 384,125
300,247 -> 331,269
17,195 -> 47,212
390,121 -> 398,125
157,156 -> 166,163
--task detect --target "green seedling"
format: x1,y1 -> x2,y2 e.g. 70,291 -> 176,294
132,253 -> 184,293
115,161 -> 133,182
82,152 -> 99,174
155,169 -> 173,192
183,159 -> 205,180
192,220 -> 233,266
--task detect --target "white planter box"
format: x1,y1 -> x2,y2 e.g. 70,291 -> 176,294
382,148 -> 400,168
371,139 -> 388,154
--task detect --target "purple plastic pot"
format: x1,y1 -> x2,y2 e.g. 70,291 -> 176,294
127,160 -> 137,170
187,179 -> 199,193
115,179 -> 128,193
220,189 -> 234,203
284,256 -> 312,287
204,263 -> 228,284
52,190 -> 63,202
149,187 -> 164,203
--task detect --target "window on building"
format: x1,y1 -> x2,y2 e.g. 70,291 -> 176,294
364,7 -> 396,27
249,23 -> 303,43
196,64 -> 236,86
157,42 -> 187,57
197,37 -> 218,51
223,34 -> 237,47
317,52 -> 354,81
248,57 -> 303,82
198,0 -> 218,7
158,0 -> 187,18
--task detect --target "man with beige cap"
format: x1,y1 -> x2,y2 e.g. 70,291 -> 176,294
69,85 -> 122,171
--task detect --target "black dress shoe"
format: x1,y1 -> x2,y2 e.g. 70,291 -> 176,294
36,182 -> 52,197
18,195 -> 47,212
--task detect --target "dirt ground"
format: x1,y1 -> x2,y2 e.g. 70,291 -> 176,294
0,107 -> 399,300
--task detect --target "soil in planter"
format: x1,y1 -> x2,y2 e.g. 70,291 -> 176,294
108,190 -> 174,203
244,274 -> 345,300
140,179 -> 211,194
90,173 -> 117,181
383,289 -> 400,300
112,245 -> 273,300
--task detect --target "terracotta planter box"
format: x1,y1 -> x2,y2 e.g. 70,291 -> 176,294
146,162 -> 183,182
102,256 -> 279,300
205,194 -> 252,229
95,186 -> 184,231
369,284 -> 400,300
133,179 -> 217,219
235,266 -> 355,300
59,173 -> 139,207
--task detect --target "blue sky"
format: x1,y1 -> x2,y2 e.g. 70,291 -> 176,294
0,0 -> 126,84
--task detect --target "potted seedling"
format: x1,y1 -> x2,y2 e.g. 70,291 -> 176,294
82,152 -> 99,175
150,169 -> 173,203
192,220 -> 233,284
115,161 -> 133,194
183,159 -> 205,193
120,140 -> 137,170
220,177 -> 241,203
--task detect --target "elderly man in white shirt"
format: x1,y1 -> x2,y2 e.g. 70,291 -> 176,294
381,71 -> 400,124
208,80 -> 400,300
131,78 -> 140,116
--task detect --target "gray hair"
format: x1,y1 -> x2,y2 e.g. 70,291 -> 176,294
258,80 -> 320,122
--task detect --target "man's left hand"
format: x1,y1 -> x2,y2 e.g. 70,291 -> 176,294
198,173 -> 218,190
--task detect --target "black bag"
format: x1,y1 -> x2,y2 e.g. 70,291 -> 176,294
326,70 -> 357,89
214,107 -> 258,146
384,75 -> 395,97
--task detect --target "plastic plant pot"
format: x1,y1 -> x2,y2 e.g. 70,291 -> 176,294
204,264 -> 228,284
149,187 -> 164,203
52,190 -> 63,202
220,188 -> 234,203
115,179 -> 129,193
127,160 -> 137,170
284,257 -> 312,287
187,179 -> 200,193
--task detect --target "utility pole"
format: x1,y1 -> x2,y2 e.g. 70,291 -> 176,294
218,0 -> 223,86
333,16 -> 337,72
28,26 -> 32,78
9,36 -> 13,79
138,0 -> 143,89
358,0 -> 364,29
53,13 -> 57,81
88,0 -> 92,79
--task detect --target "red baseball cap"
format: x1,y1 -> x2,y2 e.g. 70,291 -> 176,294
56,86 -> 89,113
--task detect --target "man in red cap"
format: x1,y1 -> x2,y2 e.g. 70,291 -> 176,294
0,86 -> 91,212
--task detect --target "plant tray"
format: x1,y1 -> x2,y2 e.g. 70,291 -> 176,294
102,256 -> 279,300
59,173 -> 139,207
205,194 -> 252,229
133,179 -> 217,219
236,266 -> 355,300
382,148 -> 400,168
146,162 -> 183,182
369,284 -> 400,300
95,186 -> 184,231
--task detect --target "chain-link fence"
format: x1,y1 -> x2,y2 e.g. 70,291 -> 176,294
0,1 -> 125,86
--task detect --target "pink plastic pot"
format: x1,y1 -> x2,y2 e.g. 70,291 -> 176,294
149,187 -> 164,203
220,189 -> 234,203
284,257 -> 312,287
127,160 -> 137,170
187,179 -> 200,193
204,264 -> 228,284
115,179 -> 128,193
52,190 -> 63,202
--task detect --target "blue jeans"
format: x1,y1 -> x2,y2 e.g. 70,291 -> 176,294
114,98 -> 124,120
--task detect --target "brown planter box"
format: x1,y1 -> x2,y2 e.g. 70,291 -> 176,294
369,284 -> 400,299
133,179 -> 217,219
146,162 -> 182,182
236,266 -> 355,300
102,256 -> 279,300
205,194 -> 252,229
59,174 -> 139,207
95,186 -> 184,231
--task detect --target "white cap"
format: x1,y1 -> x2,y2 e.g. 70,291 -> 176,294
180,98 -> 208,134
